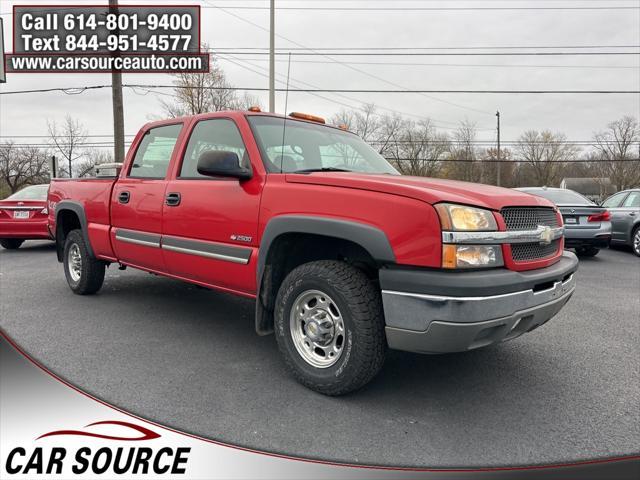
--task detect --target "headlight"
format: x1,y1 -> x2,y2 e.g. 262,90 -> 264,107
442,245 -> 503,269
436,203 -> 502,268
435,203 -> 497,231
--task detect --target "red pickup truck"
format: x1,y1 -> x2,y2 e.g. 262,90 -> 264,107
48,109 -> 578,395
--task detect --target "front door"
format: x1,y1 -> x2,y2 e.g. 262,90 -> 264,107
111,123 -> 184,272
161,118 -> 263,295
602,191 -> 630,242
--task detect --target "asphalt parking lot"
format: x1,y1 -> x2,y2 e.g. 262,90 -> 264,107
1,241 -> 638,467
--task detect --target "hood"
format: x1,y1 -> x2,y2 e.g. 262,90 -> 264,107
285,173 -> 555,210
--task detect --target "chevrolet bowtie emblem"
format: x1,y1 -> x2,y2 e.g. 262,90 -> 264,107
539,225 -> 553,245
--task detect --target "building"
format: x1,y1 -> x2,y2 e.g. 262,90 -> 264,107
559,177 -> 615,202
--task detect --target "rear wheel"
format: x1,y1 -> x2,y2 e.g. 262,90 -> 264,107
274,260 -> 386,396
0,239 -> 24,250
575,246 -> 599,257
632,226 -> 640,257
63,230 -> 105,295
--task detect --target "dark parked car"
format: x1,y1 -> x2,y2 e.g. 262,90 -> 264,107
601,189 -> 640,257
516,187 -> 611,257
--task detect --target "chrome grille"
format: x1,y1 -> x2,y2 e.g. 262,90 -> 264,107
511,240 -> 560,262
501,207 -> 560,262
501,207 -> 559,231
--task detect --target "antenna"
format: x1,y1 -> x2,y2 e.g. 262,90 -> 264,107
279,52 -> 292,173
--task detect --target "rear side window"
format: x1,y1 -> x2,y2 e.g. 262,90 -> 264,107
622,192 -> 640,208
179,119 -> 248,178
129,124 -> 182,179
602,192 -> 627,208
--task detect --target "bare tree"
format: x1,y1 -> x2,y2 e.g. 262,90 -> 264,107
48,115 -> 88,178
515,130 -> 579,186
74,149 -> 114,178
590,116 -> 640,190
331,104 -> 381,142
444,120 -> 480,182
0,142 -> 49,194
161,52 -> 261,117
385,119 -> 450,177
482,147 -> 515,186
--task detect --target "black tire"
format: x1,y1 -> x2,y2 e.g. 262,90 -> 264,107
274,260 -> 386,396
575,246 -> 599,257
0,239 -> 24,250
63,229 -> 106,295
632,226 -> 640,257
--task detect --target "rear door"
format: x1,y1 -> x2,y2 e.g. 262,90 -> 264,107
161,117 -> 263,295
602,192 -> 630,241
110,123 -> 184,272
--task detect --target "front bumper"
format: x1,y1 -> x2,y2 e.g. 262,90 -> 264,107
381,251 -> 578,354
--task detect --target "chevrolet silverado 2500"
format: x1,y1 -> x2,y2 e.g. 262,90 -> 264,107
48,110 -> 578,395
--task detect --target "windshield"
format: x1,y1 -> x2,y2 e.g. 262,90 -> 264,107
519,188 -> 594,205
248,115 -> 399,175
5,185 -> 49,201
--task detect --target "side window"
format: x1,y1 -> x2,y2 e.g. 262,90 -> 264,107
180,119 -> 247,178
129,124 -> 182,179
622,192 -> 640,208
602,192 -> 627,208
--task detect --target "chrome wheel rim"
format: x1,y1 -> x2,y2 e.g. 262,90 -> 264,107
289,289 -> 345,368
634,230 -> 640,255
68,243 -> 82,282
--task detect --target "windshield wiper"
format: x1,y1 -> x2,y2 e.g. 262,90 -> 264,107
292,167 -> 352,173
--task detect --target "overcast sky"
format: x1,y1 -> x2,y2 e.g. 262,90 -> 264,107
1,0 -> 639,150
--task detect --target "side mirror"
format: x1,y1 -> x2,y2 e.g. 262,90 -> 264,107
197,150 -> 252,180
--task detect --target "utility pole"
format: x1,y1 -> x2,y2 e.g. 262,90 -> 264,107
496,110 -> 501,187
109,0 -> 125,164
269,0 -> 275,112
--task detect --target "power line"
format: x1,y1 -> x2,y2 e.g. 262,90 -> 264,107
203,5 -> 640,10
212,51 -> 640,56
203,1 -> 494,116
2,85 -> 639,95
215,55 -> 638,70
219,52 -> 479,129
3,135 -> 634,145
213,45 -> 640,50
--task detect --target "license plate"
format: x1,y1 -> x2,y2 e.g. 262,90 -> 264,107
564,216 -> 578,224
13,211 -> 30,219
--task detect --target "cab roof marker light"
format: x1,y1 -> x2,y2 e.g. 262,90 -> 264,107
289,112 -> 326,124
248,106 -> 262,112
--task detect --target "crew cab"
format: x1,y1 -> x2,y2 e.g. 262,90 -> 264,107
48,110 -> 578,395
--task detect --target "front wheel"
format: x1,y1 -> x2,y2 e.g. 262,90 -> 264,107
63,229 -> 105,295
575,246 -> 599,257
632,227 -> 640,257
0,239 -> 24,250
274,260 -> 386,396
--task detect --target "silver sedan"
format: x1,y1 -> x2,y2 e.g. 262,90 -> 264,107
602,189 -> 640,257
516,187 -> 612,257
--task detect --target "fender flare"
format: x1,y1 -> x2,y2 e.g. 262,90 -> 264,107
254,215 -> 395,335
257,215 -> 396,287
55,201 -> 95,259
